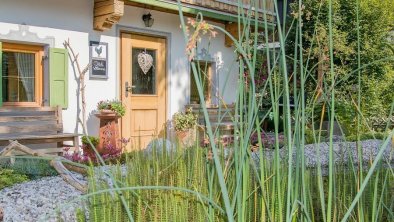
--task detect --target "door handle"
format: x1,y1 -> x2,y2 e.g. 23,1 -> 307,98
125,81 -> 133,97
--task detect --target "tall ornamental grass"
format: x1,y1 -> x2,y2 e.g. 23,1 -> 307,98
56,0 -> 393,221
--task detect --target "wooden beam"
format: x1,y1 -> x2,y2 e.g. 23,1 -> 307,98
225,22 -> 240,47
123,1 -> 275,47
224,22 -> 268,47
94,0 -> 124,31
125,0 -> 276,28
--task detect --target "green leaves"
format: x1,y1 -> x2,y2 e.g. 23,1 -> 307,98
172,108 -> 198,132
97,100 -> 126,117
0,168 -> 29,189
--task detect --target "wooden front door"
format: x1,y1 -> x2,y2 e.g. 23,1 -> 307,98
121,33 -> 167,151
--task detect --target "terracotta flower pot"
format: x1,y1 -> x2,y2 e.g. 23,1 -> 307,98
176,128 -> 196,147
100,109 -> 113,114
98,109 -> 120,118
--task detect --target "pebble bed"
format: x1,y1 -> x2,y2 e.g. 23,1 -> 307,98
0,174 -> 86,222
251,139 -> 393,168
0,139 -> 392,221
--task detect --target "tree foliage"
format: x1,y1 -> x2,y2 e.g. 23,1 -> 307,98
286,0 -> 394,133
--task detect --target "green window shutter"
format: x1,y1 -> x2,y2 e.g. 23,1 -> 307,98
0,42 -> 2,107
49,48 -> 68,108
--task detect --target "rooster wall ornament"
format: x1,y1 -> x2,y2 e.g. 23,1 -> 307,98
95,46 -> 103,57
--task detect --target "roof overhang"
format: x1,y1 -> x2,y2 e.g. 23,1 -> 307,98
125,0 -> 276,30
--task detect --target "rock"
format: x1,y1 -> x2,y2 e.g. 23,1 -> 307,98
144,138 -> 176,155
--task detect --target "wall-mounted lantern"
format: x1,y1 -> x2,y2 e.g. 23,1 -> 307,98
142,13 -> 154,28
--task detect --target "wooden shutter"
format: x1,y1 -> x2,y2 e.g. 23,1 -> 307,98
49,48 -> 68,108
0,42 -> 2,107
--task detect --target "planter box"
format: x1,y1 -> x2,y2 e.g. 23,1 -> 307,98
95,111 -> 121,154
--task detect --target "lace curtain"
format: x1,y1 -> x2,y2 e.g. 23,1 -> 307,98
14,53 -> 34,102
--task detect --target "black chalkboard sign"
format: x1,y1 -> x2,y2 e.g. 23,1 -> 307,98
92,59 -> 107,76
89,41 -> 108,79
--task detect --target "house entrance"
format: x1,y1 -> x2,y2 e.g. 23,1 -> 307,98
120,33 -> 167,150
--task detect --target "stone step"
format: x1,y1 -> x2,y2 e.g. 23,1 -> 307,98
197,115 -> 235,123
210,122 -> 235,130
186,105 -> 235,115
186,103 -> 235,109
186,104 -> 236,138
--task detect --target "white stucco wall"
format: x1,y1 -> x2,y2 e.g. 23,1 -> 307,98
0,0 -> 239,136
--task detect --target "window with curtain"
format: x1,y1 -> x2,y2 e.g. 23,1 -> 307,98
2,51 -> 35,102
1,42 -> 42,106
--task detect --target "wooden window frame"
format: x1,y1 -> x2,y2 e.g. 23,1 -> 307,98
2,42 -> 43,107
190,60 -> 213,105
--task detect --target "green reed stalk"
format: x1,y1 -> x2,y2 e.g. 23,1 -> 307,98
326,0 -> 336,220
355,0 -> 365,220
272,0 -> 294,220
176,3 -> 235,220
261,1 -> 278,221
298,0 -> 309,217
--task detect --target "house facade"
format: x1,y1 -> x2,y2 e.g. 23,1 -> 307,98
0,0 -> 275,150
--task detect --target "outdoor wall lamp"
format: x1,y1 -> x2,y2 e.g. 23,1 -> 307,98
142,13 -> 154,27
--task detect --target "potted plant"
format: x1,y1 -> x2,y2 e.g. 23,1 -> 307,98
81,135 -> 100,157
97,99 -> 126,117
95,99 -> 126,154
172,107 -> 198,146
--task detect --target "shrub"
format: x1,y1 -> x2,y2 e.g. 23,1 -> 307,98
0,168 -> 29,189
304,127 -> 316,145
81,136 -> 100,154
172,108 -> 198,132
81,135 -> 100,146
346,131 -> 389,142
0,159 -> 57,180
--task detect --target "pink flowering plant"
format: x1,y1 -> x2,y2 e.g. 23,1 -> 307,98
201,136 -> 234,148
63,137 -> 130,164
250,131 -> 285,149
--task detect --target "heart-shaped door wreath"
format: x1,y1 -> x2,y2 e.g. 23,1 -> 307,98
137,51 -> 154,75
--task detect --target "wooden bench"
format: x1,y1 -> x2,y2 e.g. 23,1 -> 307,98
0,106 -> 79,155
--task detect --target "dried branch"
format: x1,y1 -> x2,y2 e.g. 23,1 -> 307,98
64,40 -> 90,130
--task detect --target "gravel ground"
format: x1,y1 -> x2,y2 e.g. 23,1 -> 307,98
0,173 -> 86,222
251,139 -> 393,168
0,139 -> 392,222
